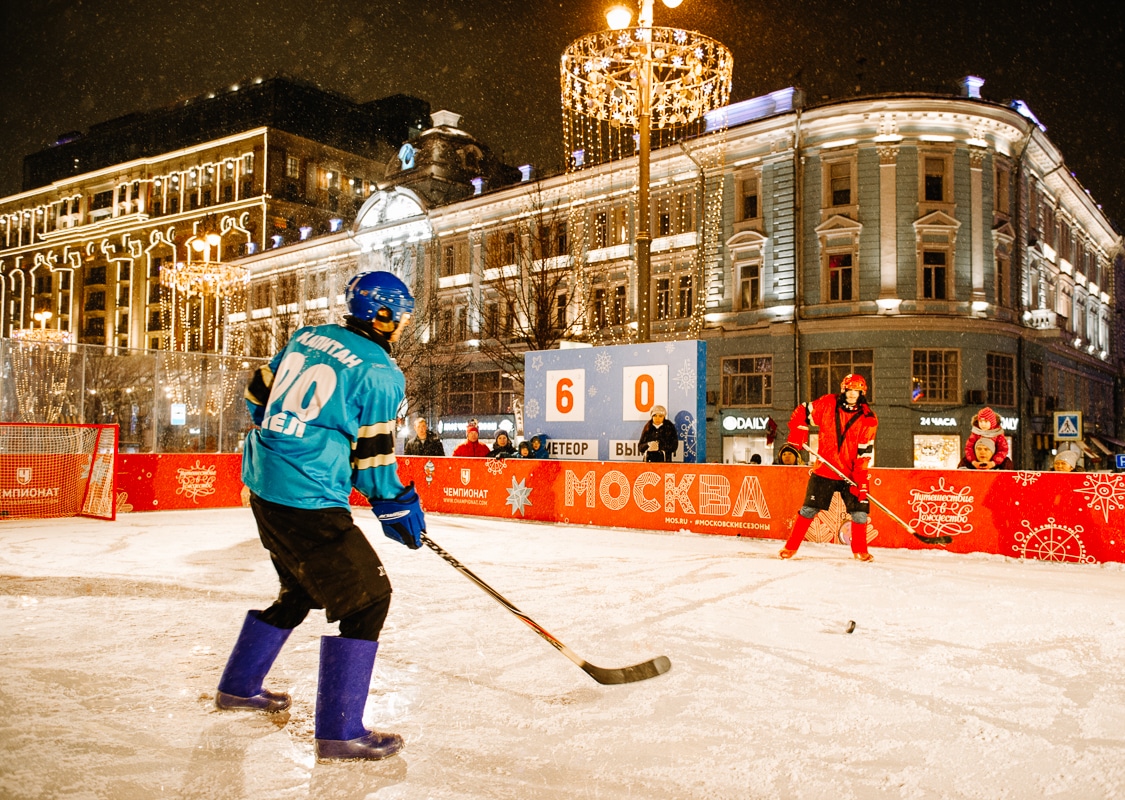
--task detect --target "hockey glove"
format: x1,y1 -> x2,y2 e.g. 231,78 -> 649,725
849,483 -> 869,502
372,483 -> 425,550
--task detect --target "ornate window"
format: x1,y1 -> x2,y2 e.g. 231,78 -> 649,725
912,349 -> 959,403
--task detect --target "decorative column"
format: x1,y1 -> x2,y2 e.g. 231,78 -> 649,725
878,143 -> 899,302
970,147 -> 987,304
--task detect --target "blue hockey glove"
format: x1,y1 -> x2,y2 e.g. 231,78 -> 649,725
371,483 -> 425,550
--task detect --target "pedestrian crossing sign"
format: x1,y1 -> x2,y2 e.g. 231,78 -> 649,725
1053,411 -> 1082,441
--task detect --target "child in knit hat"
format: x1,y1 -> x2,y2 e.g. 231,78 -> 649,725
964,407 -> 1009,468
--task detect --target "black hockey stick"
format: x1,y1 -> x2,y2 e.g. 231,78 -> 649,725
421,534 -> 671,685
799,444 -> 953,545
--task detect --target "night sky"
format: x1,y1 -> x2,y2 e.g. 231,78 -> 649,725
3,0 -> 1124,227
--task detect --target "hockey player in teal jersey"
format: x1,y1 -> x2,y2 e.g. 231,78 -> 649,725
215,270 -> 424,762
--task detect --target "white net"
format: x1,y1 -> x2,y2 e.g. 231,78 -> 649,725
0,424 -> 117,521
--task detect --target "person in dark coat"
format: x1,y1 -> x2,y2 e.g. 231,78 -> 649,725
403,417 -> 445,457
515,440 -> 533,458
528,434 -> 550,459
774,443 -> 804,465
638,405 -> 678,462
488,430 -> 517,459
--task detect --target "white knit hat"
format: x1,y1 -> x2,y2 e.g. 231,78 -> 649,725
1054,449 -> 1079,469
651,405 -> 667,418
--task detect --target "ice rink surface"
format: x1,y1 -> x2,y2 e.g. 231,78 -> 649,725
1,508 -> 1124,800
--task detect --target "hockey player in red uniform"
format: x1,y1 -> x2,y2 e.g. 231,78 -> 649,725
779,373 -> 878,562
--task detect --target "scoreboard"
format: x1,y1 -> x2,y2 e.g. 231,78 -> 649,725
522,341 -> 706,462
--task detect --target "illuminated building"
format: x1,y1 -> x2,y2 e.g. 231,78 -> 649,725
0,77 -> 429,351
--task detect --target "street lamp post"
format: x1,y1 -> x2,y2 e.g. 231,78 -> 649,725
561,1 -> 731,342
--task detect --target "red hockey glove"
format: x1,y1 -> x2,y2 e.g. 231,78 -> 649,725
849,483 -> 869,502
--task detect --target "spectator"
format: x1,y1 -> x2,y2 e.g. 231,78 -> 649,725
958,437 -> 1013,469
749,454 -> 762,465
452,420 -> 490,458
1052,448 -> 1080,472
774,443 -> 803,465
488,430 -> 517,459
515,440 -> 533,459
964,407 -> 1009,470
528,434 -> 550,459
638,405 -> 678,462
404,417 -> 445,457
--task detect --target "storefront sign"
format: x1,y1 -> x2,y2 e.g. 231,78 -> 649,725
919,416 -> 958,427
720,414 -> 773,432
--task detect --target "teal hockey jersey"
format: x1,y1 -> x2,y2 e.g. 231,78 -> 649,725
241,323 -> 406,509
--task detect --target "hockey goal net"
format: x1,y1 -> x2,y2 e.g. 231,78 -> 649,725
0,423 -> 118,521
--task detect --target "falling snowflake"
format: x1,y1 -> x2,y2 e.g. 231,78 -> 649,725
486,458 -> 507,476
1012,471 -> 1041,487
1074,473 -> 1125,523
1012,517 -> 1093,564
674,360 -> 696,393
505,477 -> 533,516
524,398 -> 540,420
594,351 -> 613,374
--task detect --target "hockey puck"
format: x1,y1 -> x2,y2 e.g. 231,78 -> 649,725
845,620 -> 856,634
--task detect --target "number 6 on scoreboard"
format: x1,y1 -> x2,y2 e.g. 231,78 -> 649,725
545,369 -> 585,421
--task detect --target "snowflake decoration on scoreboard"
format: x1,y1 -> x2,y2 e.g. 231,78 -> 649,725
594,351 -> 613,374
1012,471 -> 1041,487
804,492 -> 879,545
1012,517 -> 1094,564
524,398 -> 541,420
664,342 -> 677,355
485,458 -> 508,476
1074,473 -> 1125,524
674,360 -> 696,393
529,355 -> 544,372
588,385 -> 598,397
505,477 -> 533,516
908,476 -> 974,539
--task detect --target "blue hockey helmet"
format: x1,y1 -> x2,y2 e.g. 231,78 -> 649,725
345,271 -> 415,327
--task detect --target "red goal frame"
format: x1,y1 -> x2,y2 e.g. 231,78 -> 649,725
0,423 -> 118,521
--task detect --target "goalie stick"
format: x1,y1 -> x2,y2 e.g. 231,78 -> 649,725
799,444 -> 953,546
421,534 -> 671,685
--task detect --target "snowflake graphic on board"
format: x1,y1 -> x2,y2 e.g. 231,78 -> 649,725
1074,473 -> 1125,524
1012,471 -> 1041,487
524,398 -> 541,420
664,342 -> 677,354
1012,517 -> 1093,564
588,386 -> 598,397
674,360 -> 696,393
505,477 -> 533,516
594,351 -> 613,374
530,355 -> 544,371
678,419 -> 697,461
486,458 -> 507,476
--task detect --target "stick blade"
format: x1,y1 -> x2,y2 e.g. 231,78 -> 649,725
913,532 -> 953,545
581,655 -> 672,685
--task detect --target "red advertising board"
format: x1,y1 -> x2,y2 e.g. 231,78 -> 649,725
112,454 -> 1125,565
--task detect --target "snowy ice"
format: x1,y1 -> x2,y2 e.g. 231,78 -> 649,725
2,508 -> 1124,799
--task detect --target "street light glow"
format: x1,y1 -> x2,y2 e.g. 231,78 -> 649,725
606,5 -> 632,28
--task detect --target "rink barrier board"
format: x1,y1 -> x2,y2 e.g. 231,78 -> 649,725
110,454 -> 1125,565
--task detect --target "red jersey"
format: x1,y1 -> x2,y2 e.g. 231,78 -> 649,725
452,440 -> 490,458
787,393 -> 877,487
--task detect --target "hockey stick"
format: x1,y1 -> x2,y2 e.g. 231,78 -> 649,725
798,444 -> 952,545
421,534 -> 671,685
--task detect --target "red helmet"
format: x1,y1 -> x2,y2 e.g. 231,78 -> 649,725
840,373 -> 868,393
